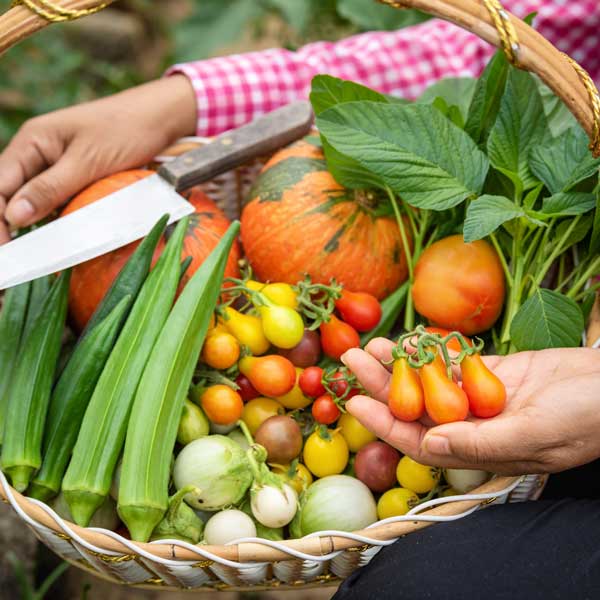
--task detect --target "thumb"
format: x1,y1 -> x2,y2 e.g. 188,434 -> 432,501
419,418 -> 526,470
5,148 -> 94,228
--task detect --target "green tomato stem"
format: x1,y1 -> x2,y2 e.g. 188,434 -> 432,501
567,255 -> 600,299
489,233 -> 513,286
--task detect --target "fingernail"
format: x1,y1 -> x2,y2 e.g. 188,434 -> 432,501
424,435 -> 451,455
6,199 -> 34,225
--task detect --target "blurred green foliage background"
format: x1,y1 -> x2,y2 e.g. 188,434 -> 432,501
0,0 -> 428,145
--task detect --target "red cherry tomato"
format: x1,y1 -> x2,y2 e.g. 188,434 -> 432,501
335,290 -> 382,332
420,354 -> 469,424
320,315 -> 360,360
412,235 -> 505,335
238,355 -> 296,397
460,353 -> 506,418
388,358 -> 425,422
299,366 -> 326,397
235,374 -> 259,402
312,394 -> 341,425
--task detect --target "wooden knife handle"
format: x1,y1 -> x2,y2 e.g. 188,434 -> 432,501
158,101 -> 314,191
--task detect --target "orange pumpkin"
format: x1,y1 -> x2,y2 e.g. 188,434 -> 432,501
62,169 -> 241,331
240,140 -> 409,299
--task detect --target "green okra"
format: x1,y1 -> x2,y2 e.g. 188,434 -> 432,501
1,271 -> 71,492
62,216 -> 189,527
118,221 -> 240,542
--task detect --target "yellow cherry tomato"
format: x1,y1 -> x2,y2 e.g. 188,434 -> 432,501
338,413 -> 377,453
276,368 -> 311,410
241,397 -> 285,435
441,487 -> 459,497
258,304 -> 304,349
396,456 -> 441,494
377,487 -> 419,520
247,280 -> 299,309
222,306 -> 270,355
201,330 -> 240,370
303,429 -> 349,478
271,463 -> 313,495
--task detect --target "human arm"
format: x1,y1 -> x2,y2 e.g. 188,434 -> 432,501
342,339 -> 600,475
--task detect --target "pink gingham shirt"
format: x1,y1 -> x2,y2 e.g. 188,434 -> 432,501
167,1 -> 600,137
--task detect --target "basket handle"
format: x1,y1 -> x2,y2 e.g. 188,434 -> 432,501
1,0 -> 599,152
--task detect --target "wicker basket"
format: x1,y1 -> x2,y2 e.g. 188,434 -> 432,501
0,0 -> 599,592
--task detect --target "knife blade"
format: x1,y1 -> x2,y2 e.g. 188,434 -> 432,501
0,101 -> 314,290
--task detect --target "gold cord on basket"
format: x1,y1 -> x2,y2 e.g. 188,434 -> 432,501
480,0 -> 520,65
10,0 -> 109,22
564,54 -> 600,157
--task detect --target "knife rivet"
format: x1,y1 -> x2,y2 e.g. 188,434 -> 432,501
221,138 -> 233,146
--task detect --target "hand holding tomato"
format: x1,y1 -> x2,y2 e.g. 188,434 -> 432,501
342,338 -> 600,475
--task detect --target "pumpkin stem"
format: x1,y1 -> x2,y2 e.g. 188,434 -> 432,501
353,189 -> 385,214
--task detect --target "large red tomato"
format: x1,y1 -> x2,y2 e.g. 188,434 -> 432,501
412,235 -> 505,335
62,170 -> 240,331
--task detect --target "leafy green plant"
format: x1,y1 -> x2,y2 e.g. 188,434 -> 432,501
310,49 -> 600,355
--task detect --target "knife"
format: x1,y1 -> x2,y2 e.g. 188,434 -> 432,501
0,101 -> 314,290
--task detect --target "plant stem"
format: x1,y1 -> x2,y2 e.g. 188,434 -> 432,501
567,255 -> 600,299
489,233 -> 513,286
499,224 -> 525,351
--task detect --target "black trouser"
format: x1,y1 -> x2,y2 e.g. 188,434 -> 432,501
334,460 -> 600,600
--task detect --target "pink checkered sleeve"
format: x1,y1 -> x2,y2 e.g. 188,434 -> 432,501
166,0 -> 600,136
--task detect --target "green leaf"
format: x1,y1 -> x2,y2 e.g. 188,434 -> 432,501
316,102 -> 489,210
463,195 -> 523,242
510,288 -> 583,350
465,50 -> 508,146
535,76 -> 577,138
487,69 -> 548,190
523,182 -> 544,210
322,139 -> 385,190
310,75 -> 388,116
418,77 -> 476,121
529,126 -> 600,193
588,191 -> 600,255
267,0 -> 318,33
337,0 -> 430,30
541,192 -> 596,216
553,215 -> 594,249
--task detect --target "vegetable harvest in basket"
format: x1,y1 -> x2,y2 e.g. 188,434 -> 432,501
0,46 -> 598,546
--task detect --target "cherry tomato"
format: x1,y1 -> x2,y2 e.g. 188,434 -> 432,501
278,329 -> 322,367
238,355 -> 296,397
200,385 -> 244,425
460,353 -> 506,418
201,330 -> 240,370
312,394 -> 341,425
420,355 -> 469,424
247,280 -> 299,309
299,366 -> 326,397
235,374 -> 259,402
424,327 -> 471,354
396,456 -> 441,494
377,487 -> 419,519
223,307 -> 270,355
319,315 -> 360,359
335,290 -> 382,332
388,358 -> 425,422
241,397 -> 285,435
258,304 -> 304,349
412,235 -> 505,335
338,412 -> 377,452
327,370 -> 360,400
303,429 -> 349,477
276,367 -> 311,410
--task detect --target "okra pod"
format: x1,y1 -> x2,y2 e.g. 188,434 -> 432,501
118,221 -> 240,542
21,275 -> 52,344
1,271 -> 71,492
62,217 -> 189,526
29,296 -> 131,501
0,281 -> 31,447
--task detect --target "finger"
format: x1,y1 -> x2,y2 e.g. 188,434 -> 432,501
346,395 -> 427,458
342,347 -> 392,402
0,126 -> 57,202
364,337 -> 396,371
5,145 -> 88,227
0,196 -> 10,244
418,416 -> 536,470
